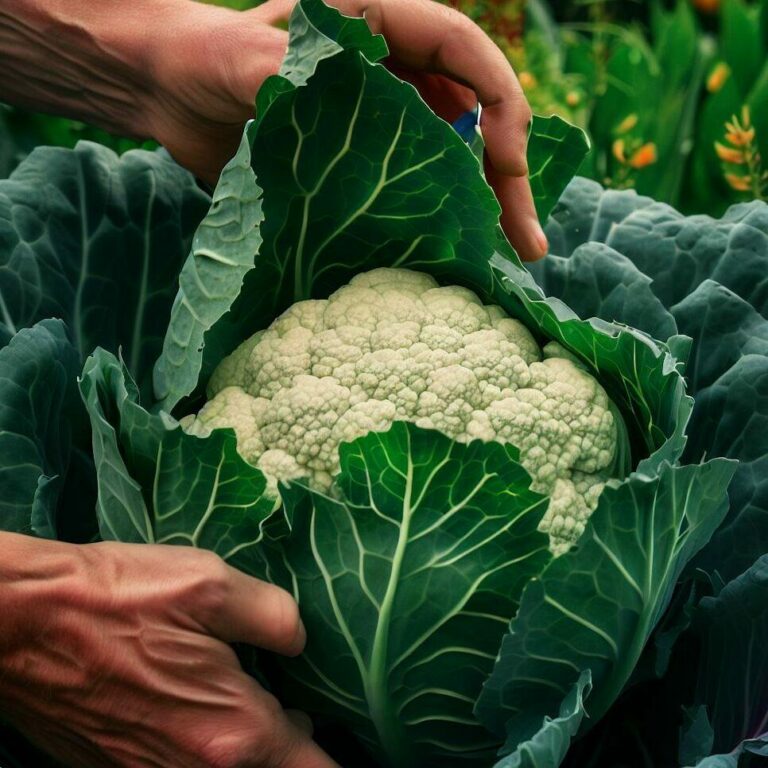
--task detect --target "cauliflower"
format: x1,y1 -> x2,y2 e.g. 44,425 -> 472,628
184,268 -> 620,554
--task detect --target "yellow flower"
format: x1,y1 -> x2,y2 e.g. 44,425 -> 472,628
715,142 -> 746,164
725,173 -> 752,192
706,63 -> 730,93
566,91 -> 581,108
518,71 -> 537,90
616,114 -> 639,133
628,142 -> 657,169
612,139 -> 626,164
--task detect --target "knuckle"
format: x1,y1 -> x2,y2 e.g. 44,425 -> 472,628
189,550 -> 231,614
445,6 -> 477,36
197,730 -> 269,768
517,101 -> 533,127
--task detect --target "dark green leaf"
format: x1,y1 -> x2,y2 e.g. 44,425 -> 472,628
0,142 -> 209,394
681,556 -> 768,766
686,356 -> 768,583
528,115 -> 589,223
260,422 -> 551,767
672,281 -> 768,396
476,460 -> 736,742
83,349 -> 274,570
0,320 -> 80,536
528,242 -> 677,341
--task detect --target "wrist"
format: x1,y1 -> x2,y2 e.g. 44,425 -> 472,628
0,0 -> 189,139
0,534 -> 83,686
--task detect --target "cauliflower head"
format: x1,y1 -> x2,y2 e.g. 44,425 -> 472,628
184,268 -> 620,554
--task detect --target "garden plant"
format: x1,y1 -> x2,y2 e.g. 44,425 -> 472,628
0,1 -> 767,767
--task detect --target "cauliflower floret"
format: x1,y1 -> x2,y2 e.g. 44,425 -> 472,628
186,386 -> 270,463
185,268 -> 621,555
207,333 -> 264,397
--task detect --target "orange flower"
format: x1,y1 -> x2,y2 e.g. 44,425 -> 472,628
706,63 -> 730,93
692,0 -> 720,13
566,91 -> 581,108
725,173 -> 752,191
628,142 -> 657,169
715,142 -> 746,164
616,114 -> 639,133
518,71 -> 537,90
726,127 -> 756,146
612,139 -> 626,164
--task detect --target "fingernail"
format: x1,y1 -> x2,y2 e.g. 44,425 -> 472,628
294,618 -> 307,653
535,225 -> 548,258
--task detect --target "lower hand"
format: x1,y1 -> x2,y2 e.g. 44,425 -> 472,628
0,533 -> 337,768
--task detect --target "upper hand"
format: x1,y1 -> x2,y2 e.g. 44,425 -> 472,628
0,534 -> 338,768
143,0 -> 547,261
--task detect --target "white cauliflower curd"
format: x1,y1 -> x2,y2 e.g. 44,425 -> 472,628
183,268 -> 620,554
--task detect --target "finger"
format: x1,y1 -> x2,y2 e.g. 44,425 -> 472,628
199,562 -> 306,656
485,156 -> 548,261
276,737 -> 341,768
250,695 -> 338,768
387,66 -> 476,124
268,716 -> 340,768
329,0 -> 530,176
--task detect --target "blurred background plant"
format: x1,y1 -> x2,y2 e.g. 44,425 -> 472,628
460,0 -> 768,213
2,0 -> 767,213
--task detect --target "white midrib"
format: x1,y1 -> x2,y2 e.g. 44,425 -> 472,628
72,159 -> 91,357
128,174 -> 155,377
366,447 -> 415,767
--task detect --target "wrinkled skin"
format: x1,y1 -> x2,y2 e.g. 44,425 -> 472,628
0,533 -> 338,768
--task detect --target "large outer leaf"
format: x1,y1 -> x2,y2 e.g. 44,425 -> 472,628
680,556 -> 768,767
530,183 -> 768,767
684,356 -> 768,584
259,423 -> 551,768
538,185 -> 768,586
476,460 -> 736,747
604,202 -> 768,316
0,142 -> 208,391
82,349 -> 274,572
0,320 -> 80,536
671,281 -> 768,396
528,242 -> 677,343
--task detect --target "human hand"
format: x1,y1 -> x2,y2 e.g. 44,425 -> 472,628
144,0 -> 546,260
0,533 -> 338,768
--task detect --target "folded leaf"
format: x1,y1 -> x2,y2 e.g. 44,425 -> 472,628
476,460 -> 736,742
